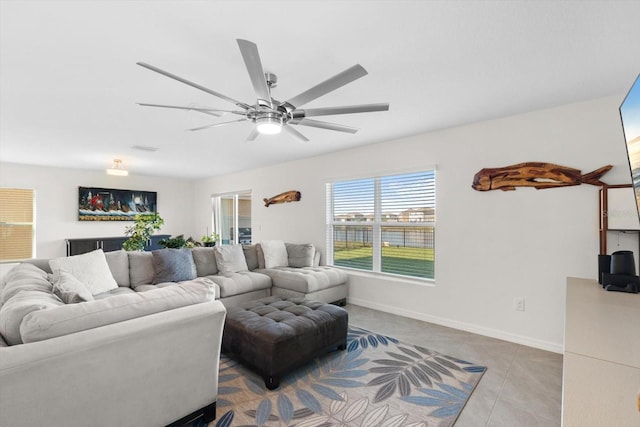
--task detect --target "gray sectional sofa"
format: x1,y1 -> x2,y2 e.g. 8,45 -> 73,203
0,240 -> 347,426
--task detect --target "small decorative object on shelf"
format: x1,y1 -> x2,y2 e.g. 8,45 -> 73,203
472,162 -> 612,191
263,190 -> 301,207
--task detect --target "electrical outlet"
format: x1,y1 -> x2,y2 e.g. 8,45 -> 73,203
514,297 -> 525,312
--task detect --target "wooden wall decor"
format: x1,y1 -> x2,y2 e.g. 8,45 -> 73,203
264,190 -> 301,207
472,162 -> 612,191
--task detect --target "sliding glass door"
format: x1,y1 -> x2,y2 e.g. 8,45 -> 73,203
213,191 -> 252,245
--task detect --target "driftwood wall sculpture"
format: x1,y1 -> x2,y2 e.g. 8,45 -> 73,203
264,190 -> 301,207
472,162 -> 612,191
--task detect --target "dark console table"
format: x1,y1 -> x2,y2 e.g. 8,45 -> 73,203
66,235 -> 170,256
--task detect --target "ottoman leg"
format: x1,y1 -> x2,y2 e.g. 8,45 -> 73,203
338,339 -> 347,351
265,375 -> 280,390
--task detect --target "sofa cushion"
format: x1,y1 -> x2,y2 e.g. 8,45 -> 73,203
286,243 -> 315,268
21,258 -> 53,274
214,244 -> 248,274
0,289 -> 64,345
1,263 -> 52,305
192,247 -> 218,276
260,240 -> 289,268
206,271 -> 271,298
243,245 -> 259,270
49,250 -> 118,295
262,266 -> 348,294
152,249 -> 197,284
128,251 -> 154,288
105,250 -> 130,287
20,282 -> 216,343
51,271 -> 95,304
93,286 -> 137,300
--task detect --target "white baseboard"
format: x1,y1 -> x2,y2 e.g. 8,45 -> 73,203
347,296 -> 564,354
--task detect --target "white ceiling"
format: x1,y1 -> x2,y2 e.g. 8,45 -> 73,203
2,1 -> 640,179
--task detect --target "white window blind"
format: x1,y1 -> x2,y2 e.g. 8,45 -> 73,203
0,188 -> 35,261
327,170 -> 435,279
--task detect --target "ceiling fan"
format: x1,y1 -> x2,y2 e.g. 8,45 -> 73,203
136,39 -> 389,142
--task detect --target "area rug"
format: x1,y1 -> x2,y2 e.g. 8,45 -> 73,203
210,326 -> 486,427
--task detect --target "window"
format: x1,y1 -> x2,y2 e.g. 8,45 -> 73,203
326,170 -> 435,279
0,188 -> 35,261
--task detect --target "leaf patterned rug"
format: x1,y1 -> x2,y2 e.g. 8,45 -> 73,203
211,326 -> 486,427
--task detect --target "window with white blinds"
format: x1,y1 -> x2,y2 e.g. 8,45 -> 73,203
326,170 -> 435,279
0,188 -> 35,261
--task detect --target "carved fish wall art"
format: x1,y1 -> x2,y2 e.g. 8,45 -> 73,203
264,190 -> 301,207
472,162 -> 612,191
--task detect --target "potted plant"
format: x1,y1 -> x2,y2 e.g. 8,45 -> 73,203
159,235 -> 202,249
201,232 -> 219,247
122,212 -> 164,251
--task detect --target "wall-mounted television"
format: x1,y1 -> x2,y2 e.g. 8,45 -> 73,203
620,73 -> 640,220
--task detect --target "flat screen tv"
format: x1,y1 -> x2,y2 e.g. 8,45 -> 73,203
620,72 -> 640,220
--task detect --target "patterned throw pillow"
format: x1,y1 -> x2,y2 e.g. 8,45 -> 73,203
152,249 -> 197,284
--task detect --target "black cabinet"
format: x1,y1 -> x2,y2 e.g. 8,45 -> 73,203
66,235 -> 170,256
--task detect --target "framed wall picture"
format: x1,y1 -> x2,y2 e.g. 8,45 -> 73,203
78,186 -> 157,221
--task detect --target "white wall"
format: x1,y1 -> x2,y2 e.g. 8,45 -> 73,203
0,163 -> 194,259
192,95 -> 632,352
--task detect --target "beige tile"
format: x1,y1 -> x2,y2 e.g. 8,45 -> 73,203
345,304 -> 563,427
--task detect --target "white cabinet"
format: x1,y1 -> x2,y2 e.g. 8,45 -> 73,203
563,277 -> 640,426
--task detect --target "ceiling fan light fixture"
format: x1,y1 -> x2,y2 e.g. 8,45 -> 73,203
256,115 -> 283,135
106,159 -> 129,176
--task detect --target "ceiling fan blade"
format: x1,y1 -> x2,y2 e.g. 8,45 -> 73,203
137,103 -> 228,117
290,118 -> 359,134
236,39 -> 271,105
186,119 -> 247,131
285,64 -> 368,108
283,125 -> 310,142
137,62 -> 251,109
297,103 -> 389,117
246,128 -> 259,141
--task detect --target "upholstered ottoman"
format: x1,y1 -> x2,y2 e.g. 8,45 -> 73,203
221,296 -> 348,389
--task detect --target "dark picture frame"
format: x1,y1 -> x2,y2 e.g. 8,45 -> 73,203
78,186 -> 158,221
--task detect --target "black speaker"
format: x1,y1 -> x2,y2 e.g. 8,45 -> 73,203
611,250 -> 636,275
598,254 -> 611,284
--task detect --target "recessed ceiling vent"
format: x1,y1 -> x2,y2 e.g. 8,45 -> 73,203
131,145 -> 159,152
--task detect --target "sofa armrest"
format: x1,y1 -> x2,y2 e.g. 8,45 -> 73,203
0,300 -> 227,427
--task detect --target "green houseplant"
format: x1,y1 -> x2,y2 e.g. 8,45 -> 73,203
122,212 -> 164,251
158,235 -> 201,249
201,232 -> 219,247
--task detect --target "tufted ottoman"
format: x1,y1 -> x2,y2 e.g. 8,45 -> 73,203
221,296 -> 348,389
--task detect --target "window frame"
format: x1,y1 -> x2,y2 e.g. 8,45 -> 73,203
326,169 -> 436,280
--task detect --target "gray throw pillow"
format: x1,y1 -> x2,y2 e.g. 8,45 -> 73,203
214,244 -> 248,274
104,250 -> 130,287
128,251 -> 154,288
191,247 -> 218,276
152,249 -> 197,284
286,243 -> 316,268
243,245 -> 259,270
51,271 -> 95,304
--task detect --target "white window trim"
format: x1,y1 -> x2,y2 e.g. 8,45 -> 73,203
326,170 -> 436,280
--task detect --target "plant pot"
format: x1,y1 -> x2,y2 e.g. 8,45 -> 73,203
203,242 -> 216,247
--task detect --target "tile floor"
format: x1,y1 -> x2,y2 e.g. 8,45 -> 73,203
346,304 -> 563,427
